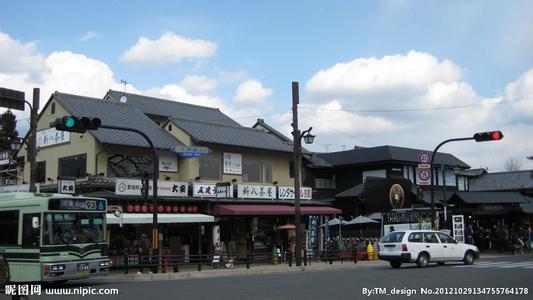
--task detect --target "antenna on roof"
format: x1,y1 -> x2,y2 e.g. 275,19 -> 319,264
120,79 -> 131,92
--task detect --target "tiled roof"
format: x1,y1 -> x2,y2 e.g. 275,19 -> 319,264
318,145 -> 470,168
336,183 -> 365,198
53,92 -> 182,149
303,153 -> 333,168
450,191 -> 530,204
469,170 -> 533,191
169,117 -> 294,152
105,90 -> 240,127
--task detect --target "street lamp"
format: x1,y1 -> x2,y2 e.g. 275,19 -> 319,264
292,81 -> 316,267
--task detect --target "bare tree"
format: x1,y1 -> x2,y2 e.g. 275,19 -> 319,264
504,157 -> 523,171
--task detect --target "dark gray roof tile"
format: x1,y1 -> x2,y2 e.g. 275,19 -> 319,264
469,170 -> 533,191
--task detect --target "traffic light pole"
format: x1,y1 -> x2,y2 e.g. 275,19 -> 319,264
99,124 -> 160,273
429,137 -> 473,230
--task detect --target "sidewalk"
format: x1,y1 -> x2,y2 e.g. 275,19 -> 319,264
97,259 -> 385,282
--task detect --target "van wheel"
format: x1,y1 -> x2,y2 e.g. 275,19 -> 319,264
0,257 -> 10,286
463,251 -> 475,265
389,261 -> 402,268
416,253 -> 429,268
437,262 -> 445,266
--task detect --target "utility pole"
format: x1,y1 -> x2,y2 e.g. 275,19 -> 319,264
291,82 -> 303,267
28,88 -> 39,192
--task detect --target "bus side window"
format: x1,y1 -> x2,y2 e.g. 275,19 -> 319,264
22,214 -> 40,247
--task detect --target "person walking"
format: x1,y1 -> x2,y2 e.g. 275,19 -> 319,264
137,234 -> 152,274
512,235 -> 525,256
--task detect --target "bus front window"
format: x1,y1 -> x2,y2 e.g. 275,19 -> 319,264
44,213 -> 105,245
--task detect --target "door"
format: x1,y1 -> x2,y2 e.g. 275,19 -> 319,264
422,232 -> 443,261
437,232 -> 462,260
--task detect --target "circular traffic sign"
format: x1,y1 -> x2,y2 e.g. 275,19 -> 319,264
418,151 -> 431,164
418,168 -> 431,181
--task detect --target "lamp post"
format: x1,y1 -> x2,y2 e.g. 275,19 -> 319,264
291,81 -> 316,267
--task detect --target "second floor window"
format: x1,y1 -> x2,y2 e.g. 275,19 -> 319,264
58,154 -> 87,178
199,157 -> 221,180
243,161 -> 262,182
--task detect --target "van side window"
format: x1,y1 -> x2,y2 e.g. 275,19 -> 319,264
0,210 -> 19,245
423,232 -> 439,243
408,233 -> 423,243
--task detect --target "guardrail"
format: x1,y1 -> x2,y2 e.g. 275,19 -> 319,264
110,249 -> 371,274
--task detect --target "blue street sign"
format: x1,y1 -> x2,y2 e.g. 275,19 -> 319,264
170,146 -> 212,158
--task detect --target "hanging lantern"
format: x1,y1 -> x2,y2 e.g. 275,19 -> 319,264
158,205 -> 164,213
192,206 -> 198,213
165,205 -> 172,213
187,206 -> 193,213
141,205 -> 148,213
172,206 -> 179,213
180,205 -> 186,213
127,205 -> 134,213
148,205 -> 154,213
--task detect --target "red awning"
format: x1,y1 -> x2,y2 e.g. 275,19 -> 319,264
214,204 -> 341,216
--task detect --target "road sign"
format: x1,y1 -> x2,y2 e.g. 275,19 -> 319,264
417,151 -> 431,164
170,146 -> 212,158
0,88 -> 25,111
417,167 -> 431,186
58,179 -> 76,194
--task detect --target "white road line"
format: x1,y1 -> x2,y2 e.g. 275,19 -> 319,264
497,262 -> 533,268
453,261 -> 510,268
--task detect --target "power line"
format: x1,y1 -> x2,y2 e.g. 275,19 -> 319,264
299,97 -> 533,113
299,111 -> 377,147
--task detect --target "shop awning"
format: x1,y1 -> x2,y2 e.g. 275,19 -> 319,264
106,213 -> 214,225
214,204 -> 341,216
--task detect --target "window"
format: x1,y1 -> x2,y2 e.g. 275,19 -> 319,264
36,161 -> 46,183
408,232 -> 423,243
380,231 -> 405,243
362,169 -> 386,182
51,102 -> 55,114
437,232 -> 456,244
315,177 -> 336,189
403,166 -> 415,183
444,169 -> 457,186
199,157 -> 221,180
243,161 -> 262,182
0,210 -> 19,245
22,214 -> 40,247
264,163 -> 272,182
168,124 -> 172,132
59,154 -> 87,178
289,161 -> 294,178
423,232 -> 439,243
43,213 -> 105,245
457,176 -> 468,191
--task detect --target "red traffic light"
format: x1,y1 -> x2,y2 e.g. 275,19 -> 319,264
473,131 -> 504,142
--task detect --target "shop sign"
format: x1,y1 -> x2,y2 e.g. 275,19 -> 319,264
37,128 -> 70,148
115,179 -> 188,197
171,146 -> 212,158
308,215 -> 319,249
0,184 -> 30,193
0,151 -> 11,166
278,186 -> 312,200
58,179 -> 75,194
383,210 -> 420,224
223,152 -> 242,174
193,183 -> 234,198
159,152 -> 178,172
324,216 -> 331,249
452,215 -> 465,243
237,184 -> 276,199
384,223 -> 432,234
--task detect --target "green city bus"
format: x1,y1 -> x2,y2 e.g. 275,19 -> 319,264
0,193 -> 109,285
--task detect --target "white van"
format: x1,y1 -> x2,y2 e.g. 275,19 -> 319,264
378,230 -> 479,268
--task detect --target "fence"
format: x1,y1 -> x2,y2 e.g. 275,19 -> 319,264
111,249 -> 370,274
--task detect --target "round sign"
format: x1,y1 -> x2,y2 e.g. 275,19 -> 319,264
418,151 -> 431,164
418,168 -> 431,181
389,184 -> 405,209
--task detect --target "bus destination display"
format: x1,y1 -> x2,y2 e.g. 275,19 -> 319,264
49,199 -> 106,211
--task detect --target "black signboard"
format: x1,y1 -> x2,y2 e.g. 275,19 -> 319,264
49,199 -> 106,211
383,210 -> 421,224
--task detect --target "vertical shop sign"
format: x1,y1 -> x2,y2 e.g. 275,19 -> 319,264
452,215 -> 465,243
308,215 -> 319,249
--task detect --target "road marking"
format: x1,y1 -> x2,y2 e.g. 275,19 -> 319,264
497,262 -> 533,268
453,261 -> 509,268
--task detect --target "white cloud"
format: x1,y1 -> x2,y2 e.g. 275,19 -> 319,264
80,31 -> 102,42
121,32 -> 217,65
0,32 -> 46,75
505,68 -> 533,116
145,84 -> 224,108
180,75 -> 217,95
234,80 -> 273,106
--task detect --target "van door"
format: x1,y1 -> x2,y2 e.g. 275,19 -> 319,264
422,232 -> 443,261
437,232 -> 461,260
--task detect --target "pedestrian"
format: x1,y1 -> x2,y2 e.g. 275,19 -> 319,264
465,224 -> 474,245
389,226 -> 395,233
512,235 -> 524,256
137,234 -> 152,274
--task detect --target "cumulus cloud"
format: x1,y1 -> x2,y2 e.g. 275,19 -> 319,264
145,83 -> 224,108
0,32 -> 46,75
80,31 -> 102,42
505,68 -> 533,116
121,32 -> 217,65
234,80 -> 273,106
180,75 -> 217,95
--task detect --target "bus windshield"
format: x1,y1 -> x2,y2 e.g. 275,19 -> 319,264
43,213 -> 105,245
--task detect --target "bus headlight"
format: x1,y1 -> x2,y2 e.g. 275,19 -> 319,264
51,264 -> 65,271
99,260 -> 110,267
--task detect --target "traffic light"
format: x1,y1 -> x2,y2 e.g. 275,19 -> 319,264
50,116 -> 101,133
473,131 -> 503,142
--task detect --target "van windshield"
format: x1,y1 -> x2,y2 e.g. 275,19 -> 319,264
380,231 -> 405,243
43,213 -> 105,245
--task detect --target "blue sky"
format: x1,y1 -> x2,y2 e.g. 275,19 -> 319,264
1,0 -> 533,171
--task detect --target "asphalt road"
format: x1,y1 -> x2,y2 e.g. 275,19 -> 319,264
4,256 -> 533,300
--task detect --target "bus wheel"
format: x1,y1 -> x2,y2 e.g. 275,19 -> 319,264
0,257 -> 10,286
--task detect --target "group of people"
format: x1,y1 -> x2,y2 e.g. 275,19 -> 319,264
466,223 -> 532,255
